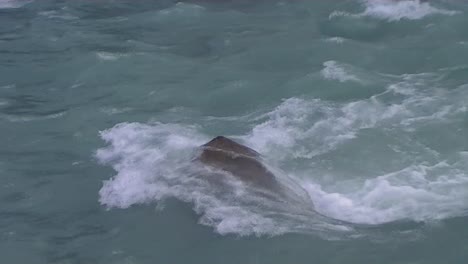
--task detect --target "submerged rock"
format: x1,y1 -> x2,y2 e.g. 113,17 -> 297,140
195,136 -> 316,212
196,136 -> 281,191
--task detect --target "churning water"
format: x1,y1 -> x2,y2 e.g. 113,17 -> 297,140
1,0 -> 468,263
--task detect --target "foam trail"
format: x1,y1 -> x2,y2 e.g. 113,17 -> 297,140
242,72 -> 468,226
243,96 -> 409,162
305,162 -> 468,224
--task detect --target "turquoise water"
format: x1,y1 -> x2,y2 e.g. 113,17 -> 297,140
1,0 -> 468,263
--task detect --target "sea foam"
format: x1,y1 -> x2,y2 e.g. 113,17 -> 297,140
362,0 -> 459,21
0,0 -> 32,9
321,61 -> 361,83
97,72 -> 468,236
330,0 -> 458,22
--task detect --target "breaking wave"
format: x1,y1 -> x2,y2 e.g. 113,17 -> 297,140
0,0 -> 32,9
321,61 -> 361,83
97,70 -> 468,237
329,0 -> 459,22
362,0 -> 459,21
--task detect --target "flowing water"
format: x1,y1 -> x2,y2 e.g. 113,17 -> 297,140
1,0 -> 468,263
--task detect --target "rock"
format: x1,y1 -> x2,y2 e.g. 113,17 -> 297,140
195,136 -> 317,213
196,136 -> 281,191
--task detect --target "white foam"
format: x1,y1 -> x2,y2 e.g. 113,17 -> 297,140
329,11 -> 360,20
97,122 -> 205,208
38,10 -> 78,20
1,111 -> 67,122
241,72 -> 468,226
324,37 -> 346,44
1,84 -> 15,89
97,122 -> 322,236
329,0 -> 458,21
100,107 -> 133,115
321,61 -> 361,83
362,0 -> 459,21
0,0 -> 31,9
243,94 -> 410,161
306,162 -> 468,224
157,3 -> 206,20
97,74 -> 468,236
96,52 -> 127,61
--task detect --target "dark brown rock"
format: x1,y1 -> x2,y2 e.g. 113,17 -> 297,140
197,136 -> 280,190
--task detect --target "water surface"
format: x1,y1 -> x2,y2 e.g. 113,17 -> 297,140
1,0 -> 468,263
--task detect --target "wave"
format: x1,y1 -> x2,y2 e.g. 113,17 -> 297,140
97,72 -> 468,237
1,111 -> 67,122
156,2 -> 206,23
330,0 -> 459,22
362,0 -> 459,21
306,161 -> 468,224
96,52 -> 129,62
324,37 -> 346,44
97,123 -> 337,237
321,61 -> 361,83
0,0 -> 32,9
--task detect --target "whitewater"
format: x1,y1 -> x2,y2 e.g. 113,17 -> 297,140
1,0 -> 467,263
